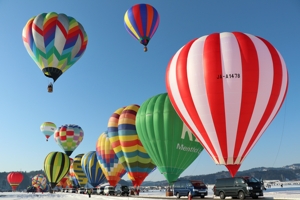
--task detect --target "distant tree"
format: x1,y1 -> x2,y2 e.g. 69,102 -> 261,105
2,179 -> 6,187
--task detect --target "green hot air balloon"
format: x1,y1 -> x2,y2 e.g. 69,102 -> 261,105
44,151 -> 70,189
136,93 -> 204,184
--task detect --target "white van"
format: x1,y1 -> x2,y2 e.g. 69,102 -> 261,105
103,186 -> 115,195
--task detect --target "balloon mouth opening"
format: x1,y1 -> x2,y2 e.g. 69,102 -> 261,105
225,164 -> 241,177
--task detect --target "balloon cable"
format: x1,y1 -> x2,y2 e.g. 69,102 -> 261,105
190,152 -> 203,175
271,97 -> 287,167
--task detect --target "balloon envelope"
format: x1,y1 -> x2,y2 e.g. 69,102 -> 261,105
40,122 -> 57,141
136,93 -> 204,183
166,32 -> 288,177
96,131 -> 127,186
32,174 -> 47,190
107,105 -> 156,187
22,12 -> 88,83
72,154 -> 88,187
44,151 -> 70,188
81,151 -> 106,187
54,124 -> 84,156
124,4 -> 160,50
7,172 -> 23,191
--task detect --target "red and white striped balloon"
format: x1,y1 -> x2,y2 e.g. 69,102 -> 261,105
166,32 -> 288,177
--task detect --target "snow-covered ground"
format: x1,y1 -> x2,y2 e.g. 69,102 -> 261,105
0,185 -> 299,199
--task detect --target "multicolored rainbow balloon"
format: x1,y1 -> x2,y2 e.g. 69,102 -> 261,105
22,12 -> 88,92
124,4 -> 160,52
96,131 -> 127,187
107,105 -> 156,187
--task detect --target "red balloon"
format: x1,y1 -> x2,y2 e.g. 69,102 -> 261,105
7,172 -> 24,191
166,32 -> 288,177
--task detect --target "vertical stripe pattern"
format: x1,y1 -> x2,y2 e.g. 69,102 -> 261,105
124,4 -> 160,46
81,151 -> 106,187
166,32 -> 288,177
43,151 -> 70,188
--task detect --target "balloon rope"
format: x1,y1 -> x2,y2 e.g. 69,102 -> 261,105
271,97 -> 287,167
190,152 -> 203,175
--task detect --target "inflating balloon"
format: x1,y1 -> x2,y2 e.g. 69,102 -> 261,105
107,105 -> 156,187
81,151 -> 106,187
44,151 -> 70,188
96,131 -> 127,187
32,174 -> 47,190
166,32 -> 288,177
72,154 -> 88,187
7,172 -> 23,191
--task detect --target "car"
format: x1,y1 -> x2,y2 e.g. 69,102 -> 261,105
97,186 -> 105,195
115,185 -> 129,196
173,179 -> 208,198
92,188 -> 98,194
78,187 -> 85,194
68,188 -> 77,193
103,186 -> 115,196
26,186 -> 36,193
213,176 -> 264,199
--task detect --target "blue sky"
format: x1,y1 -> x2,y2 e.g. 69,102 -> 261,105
0,1 -> 299,182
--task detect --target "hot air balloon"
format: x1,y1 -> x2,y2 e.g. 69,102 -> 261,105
44,151 -> 71,189
22,12 -> 88,93
69,163 -> 80,188
58,173 -> 72,189
136,93 -> 204,183
7,172 -> 23,191
73,154 -> 88,188
69,157 -> 79,188
40,122 -> 57,141
81,151 -> 106,187
32,174 -> 47,190
54,124 -> 84,156
124,4 -> 160,52
96,131 -> 127,187
107,105 -> 156,187
166,32 -> 288,177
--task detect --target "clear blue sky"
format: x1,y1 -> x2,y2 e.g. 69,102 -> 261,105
0,1 -> 299,182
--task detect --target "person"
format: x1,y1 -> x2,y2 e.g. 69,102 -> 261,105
87,189 -> 92,198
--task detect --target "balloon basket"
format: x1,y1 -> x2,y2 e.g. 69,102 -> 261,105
166,191 -> 173,196
144,47 -> 147,52
47,84 -> 53,93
